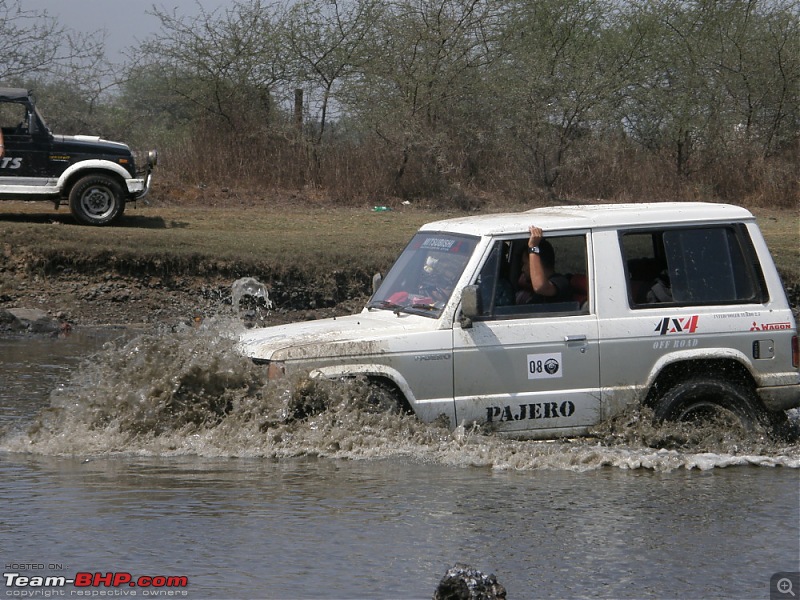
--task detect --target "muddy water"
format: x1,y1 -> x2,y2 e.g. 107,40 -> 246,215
1,324 -> 798,599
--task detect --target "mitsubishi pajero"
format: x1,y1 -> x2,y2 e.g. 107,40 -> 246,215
238,203 -> 799,439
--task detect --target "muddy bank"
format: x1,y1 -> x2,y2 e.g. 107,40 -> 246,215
2,262 -> 799,335
0,262 -> 372,332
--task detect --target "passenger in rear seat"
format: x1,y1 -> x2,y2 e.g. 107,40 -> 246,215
516,226 -> 573,304
646,271 -> 673,303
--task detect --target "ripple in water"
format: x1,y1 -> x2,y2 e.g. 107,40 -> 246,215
2,319 -> 798,471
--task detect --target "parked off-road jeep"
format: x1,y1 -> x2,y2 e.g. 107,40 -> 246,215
0,87 -> 156,225
238,203 -> 799,439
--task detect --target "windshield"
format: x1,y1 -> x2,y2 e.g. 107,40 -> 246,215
367,231 -> 478,318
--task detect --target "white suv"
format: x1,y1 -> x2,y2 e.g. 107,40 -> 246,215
238,203 -> 799,439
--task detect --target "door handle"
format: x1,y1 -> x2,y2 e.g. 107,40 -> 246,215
564,334 -> 587,342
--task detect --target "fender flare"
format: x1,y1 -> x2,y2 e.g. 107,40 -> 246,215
643,347 -> 758,394
310,363 -> 418,406
57,160 -> 131,191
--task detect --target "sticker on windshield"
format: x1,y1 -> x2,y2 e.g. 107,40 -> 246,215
420,237 -> 459,252
421,237 -> 455,249
527,353 -> 562,379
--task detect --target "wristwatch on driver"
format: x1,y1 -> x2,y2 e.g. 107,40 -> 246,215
528,246 -> 540,254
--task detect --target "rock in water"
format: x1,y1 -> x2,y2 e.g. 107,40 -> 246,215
433,563 -> 506,600
0,308 -> 62,334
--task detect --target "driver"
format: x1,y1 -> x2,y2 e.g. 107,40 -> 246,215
516,226 -> 572,304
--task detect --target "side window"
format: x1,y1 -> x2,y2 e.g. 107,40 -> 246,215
621,226 -> 767,308
473,234 -> 589,320
0,102 -> 28,134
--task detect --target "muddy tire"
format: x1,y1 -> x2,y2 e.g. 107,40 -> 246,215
69,174 -> 125,225
653,377 -> 765,431
364,379 -> 411,415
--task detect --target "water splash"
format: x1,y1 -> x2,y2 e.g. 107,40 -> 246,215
231,276 -> 272,325
2,320 -> 798,471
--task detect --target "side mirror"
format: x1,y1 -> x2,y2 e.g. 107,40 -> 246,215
372,272 -> 383,295
460,284 -> 482,327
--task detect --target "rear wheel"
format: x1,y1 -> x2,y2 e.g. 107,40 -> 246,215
69,174 -> 124,225
653,377 -> 765,431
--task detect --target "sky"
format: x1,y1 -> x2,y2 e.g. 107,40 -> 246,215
23,0 -> 232,60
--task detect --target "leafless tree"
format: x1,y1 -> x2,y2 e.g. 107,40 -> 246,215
0,0 -> 107,85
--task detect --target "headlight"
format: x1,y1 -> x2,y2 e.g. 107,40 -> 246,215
148,149 -> 158,167
253,359 -> 286,380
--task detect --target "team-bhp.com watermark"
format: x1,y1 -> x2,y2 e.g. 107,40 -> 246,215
4,565 -> 189,597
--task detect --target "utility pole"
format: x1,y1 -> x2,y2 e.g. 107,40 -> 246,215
294,89 -> 303,133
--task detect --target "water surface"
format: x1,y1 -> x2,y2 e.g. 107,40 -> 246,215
1,325 -> 798,599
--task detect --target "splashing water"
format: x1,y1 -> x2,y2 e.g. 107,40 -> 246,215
231,276 -> 272,325
231,277 -> 271,310
2,319 -> 798,471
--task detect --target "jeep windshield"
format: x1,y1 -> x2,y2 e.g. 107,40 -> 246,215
367,232 -> 478,318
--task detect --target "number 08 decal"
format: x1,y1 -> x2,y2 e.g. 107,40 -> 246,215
527,353 -> 562,379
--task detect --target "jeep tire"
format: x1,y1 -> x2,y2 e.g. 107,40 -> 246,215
653,376 -> 765,431
365,379 -> 412,415
69,174 -> 125,226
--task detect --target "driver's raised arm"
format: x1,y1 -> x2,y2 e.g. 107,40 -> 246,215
527,226 -> 559,297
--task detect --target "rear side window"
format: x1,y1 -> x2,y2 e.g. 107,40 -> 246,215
621,225 -> 767,308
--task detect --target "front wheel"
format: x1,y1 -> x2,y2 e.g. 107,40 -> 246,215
361,378 -> 412,415
652,377 -> 765,431
69,175 -> 125,225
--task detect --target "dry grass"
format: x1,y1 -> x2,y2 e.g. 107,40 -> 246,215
0,199 -> 453,280
751,207 -> 800,286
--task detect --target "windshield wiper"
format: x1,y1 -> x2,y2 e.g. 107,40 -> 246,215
366,300 -> 407,314
367,299 -> 441,316
409,302 -> 440,311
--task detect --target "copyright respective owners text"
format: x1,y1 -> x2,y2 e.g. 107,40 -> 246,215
772,572 -> 800,600
4,563 -> 190,597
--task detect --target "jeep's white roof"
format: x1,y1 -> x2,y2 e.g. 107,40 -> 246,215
420,202 -> 755,236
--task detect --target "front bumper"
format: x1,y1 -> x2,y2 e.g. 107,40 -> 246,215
127,149 -> 158,199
